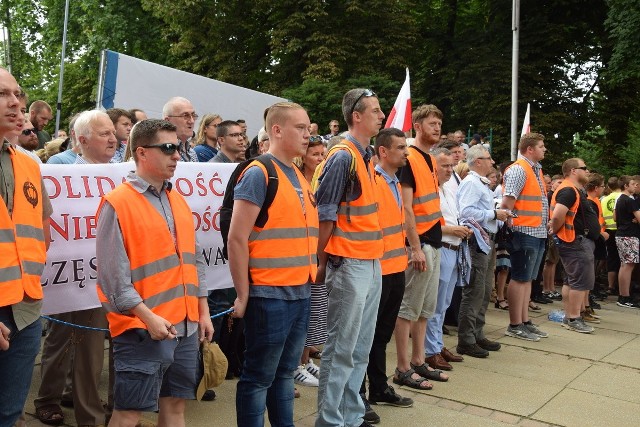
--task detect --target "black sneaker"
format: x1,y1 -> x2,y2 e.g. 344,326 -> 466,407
617,297 -> 640,309
360,422 -> 375,427
369,386 -> 414,408
201,389 -> 216,401
360,393 -> 380,424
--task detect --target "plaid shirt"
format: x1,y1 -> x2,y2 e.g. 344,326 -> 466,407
503,156 -> 549,238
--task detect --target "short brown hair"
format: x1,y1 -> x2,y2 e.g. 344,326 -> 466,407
374,127 -> 405,156
586,173 -> 604,191
519,132 -> 545,154
412,104 -> 443,126
561,158 -> 582,177
129,119 -> 176,162
106,108 -> 134,125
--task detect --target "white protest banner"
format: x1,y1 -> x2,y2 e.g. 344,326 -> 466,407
40,162 -> 236,315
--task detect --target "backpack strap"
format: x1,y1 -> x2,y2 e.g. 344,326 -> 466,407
254,154 -> 279,228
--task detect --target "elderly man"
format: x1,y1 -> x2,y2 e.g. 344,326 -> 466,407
75,110 -> 118,164
456,145 -> 512,357
97,119 -> 213,427
163,97 -> 198,162
29,99 -> 53,148
425,147 -> 470,371
0,67 -> 53,426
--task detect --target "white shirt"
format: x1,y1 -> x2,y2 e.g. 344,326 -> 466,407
440,183 -> 462,246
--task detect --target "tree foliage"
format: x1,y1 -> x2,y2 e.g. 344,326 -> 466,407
2,0 -> 638,175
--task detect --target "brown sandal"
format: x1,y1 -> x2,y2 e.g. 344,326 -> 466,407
36,404 -> 64,426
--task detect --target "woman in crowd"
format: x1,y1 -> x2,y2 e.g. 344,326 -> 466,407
193,113 -> 222,162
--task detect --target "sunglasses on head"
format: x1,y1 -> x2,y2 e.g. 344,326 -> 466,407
22,128 -> 36,136
141,142 -> 179,155
349,89 -> 377,118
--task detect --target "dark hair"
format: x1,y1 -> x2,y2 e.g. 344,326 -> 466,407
106,108 -> 134,125
217,120 -> 241,138
374,128 -> 405,156
128,108 -> 144,124
236,119 -> 246,124
586,173 -> 604,191
607,176 -> 620,191
129,119 -> 176,162
440,140 -> 461,151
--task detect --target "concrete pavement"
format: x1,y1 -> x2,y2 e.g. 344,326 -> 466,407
20,295 -> 640,426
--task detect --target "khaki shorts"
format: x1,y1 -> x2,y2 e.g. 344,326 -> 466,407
398,243 -> 441,321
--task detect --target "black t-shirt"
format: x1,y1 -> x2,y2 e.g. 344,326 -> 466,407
396,146 -> 442,247
615,194 -> 640,238
555,187 -> 601,241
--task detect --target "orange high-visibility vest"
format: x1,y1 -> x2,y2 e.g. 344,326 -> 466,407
242,159 -> 319,286
373,169 -> 408,275
406,146 -> 443,235
551,181 -> 580,243
0,147 -> 45,306
587,195 -> 606,233
504,158 -> 546,226
96,182 -> 200,337
323,140 -> 384,259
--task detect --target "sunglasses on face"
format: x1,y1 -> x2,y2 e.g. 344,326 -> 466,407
141,143 -> 179,155
22,128 -> 36,136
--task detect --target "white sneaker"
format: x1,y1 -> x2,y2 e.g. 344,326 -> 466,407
294,365 -> 319,387
305,360 -> 320,378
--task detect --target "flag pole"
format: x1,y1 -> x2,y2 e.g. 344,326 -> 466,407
510,0 -> 520,160
54,0 -> 70,139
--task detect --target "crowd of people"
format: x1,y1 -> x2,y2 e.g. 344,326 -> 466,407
1,65 -> 639,427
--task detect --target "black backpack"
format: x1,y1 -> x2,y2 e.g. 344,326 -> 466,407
220,154 -> 279,260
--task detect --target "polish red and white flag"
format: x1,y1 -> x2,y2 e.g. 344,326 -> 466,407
385,68 -> 412,132
521,103 -> 531,136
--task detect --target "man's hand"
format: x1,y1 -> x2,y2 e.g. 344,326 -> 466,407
410,246 -> 427,272
315,263 -> 327,284
495,209 -> 512,222
451,226 -> 472,239
145,313 -> 177,341
601,231 -> 610,241
198,314 -> 214,343
232,297 -> 248,319
0,322 -> 10,351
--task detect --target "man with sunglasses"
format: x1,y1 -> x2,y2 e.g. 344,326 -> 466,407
315,88 -> 385,427
0,67 -> 53,426
96,119 -> 213,427
163,96 -> 199,162
17,119 -> 39,152
549,158 -> 603,332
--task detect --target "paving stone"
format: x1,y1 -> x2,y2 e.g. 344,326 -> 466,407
461,405 -> 493,417
490,411 -> 521,424
519,419 -> 550,427
436,399 -> 467,411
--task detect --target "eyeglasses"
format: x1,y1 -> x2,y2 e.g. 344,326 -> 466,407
168,112 -> 198,120
141,143 -> 179,155
349,89 -> 377,118
574,166 -> 588,171
227,132 -> 244,138
21,128 -> 36,136
477,156 -> 492,161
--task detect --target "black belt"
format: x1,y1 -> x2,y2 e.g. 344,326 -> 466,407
441,242 -> 460,251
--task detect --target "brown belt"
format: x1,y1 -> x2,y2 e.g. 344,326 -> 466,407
441,242 -> 460,251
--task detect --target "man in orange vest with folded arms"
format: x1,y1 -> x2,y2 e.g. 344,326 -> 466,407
229,102 -> 318,426
0,66 -> 53,427
96,119 -> 213,427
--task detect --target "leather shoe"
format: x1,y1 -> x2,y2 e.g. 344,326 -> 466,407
456,343 -> 489,358
426,353 -> 452,371
477,338 -> 501,351
441,347 -> 463,362
532,294 -> 550,304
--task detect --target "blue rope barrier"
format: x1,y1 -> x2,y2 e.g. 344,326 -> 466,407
41,307 -> 235,333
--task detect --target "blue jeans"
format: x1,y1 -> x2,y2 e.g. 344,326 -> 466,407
426,247 -> 459,356
0,307 -> 42,427
316,258 -> 382,427
507,231 -> 546,282
236,297 -> 310,427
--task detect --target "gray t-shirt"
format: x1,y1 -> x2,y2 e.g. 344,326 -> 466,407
234,154 -> 310,300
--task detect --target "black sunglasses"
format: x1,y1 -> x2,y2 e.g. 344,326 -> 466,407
141,143 -> 179,155
21,128 -> 36,136
349,89 -> 376,118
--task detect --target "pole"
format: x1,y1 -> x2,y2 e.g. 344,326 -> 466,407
54,0 -> 70,139
510,0 -> 520,160
96,50 -> 106,110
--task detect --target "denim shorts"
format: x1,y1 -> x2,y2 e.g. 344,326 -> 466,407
112,329 -> 199,412
506,231 -> 546,282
